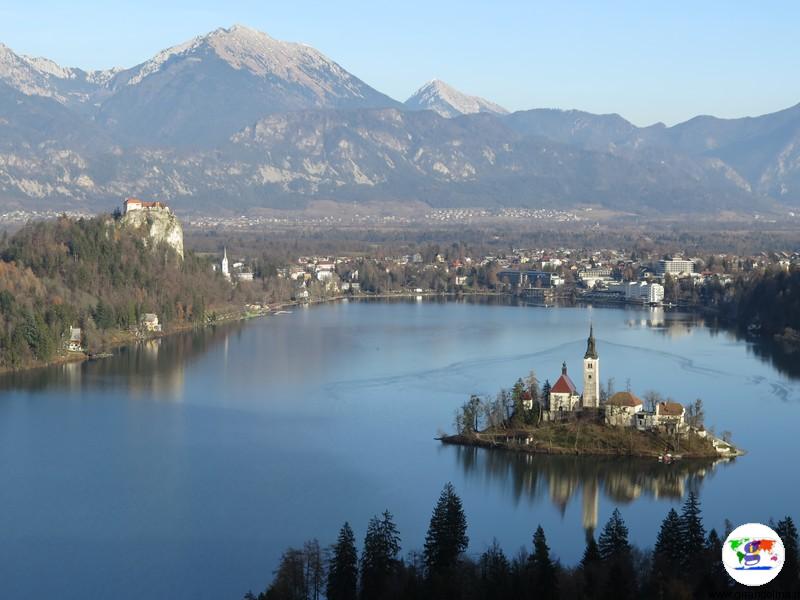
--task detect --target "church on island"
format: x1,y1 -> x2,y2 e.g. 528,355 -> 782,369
542,326 -> 687,434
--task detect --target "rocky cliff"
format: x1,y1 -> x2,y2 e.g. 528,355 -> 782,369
119,208 -> 184,259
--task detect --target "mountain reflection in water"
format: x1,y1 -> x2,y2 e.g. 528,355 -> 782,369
452,446 -> 734,534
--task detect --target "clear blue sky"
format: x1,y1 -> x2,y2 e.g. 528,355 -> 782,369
2,0 -> 799,126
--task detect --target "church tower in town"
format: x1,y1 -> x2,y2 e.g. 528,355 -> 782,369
582,325 -> 600,409
221,247 -> 230,279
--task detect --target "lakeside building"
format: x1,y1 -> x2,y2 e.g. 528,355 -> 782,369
604,391 -> 643,426
497,270 -> 562,288
66,327 -> 83,352
579,267 -> 613,289
141,313 -> 162,333
606,281 -> 665,305
657,258 -> 695,277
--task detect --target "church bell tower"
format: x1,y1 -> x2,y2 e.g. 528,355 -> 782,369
582,325 -> 600,409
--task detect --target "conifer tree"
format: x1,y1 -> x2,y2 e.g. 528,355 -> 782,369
360,511 -> 401,600
423,482 -> 469,575
678,492 -> 705,572
653,508 -> 683,573
479,539 -> 510,593
327,522 -> 358,600
695,528 -> 729,597
598,509 -> 631,562
529,525 -> 559,599
774,516 -> 800,593
598,509 -> 635,599
579,535 -> 602,599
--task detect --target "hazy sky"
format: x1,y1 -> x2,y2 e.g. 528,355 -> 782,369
2,0 -> 798,126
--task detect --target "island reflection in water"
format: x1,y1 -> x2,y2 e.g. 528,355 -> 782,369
452,445 -> 735,535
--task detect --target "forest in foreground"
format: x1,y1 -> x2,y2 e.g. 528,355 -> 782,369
245,483 -> 798,600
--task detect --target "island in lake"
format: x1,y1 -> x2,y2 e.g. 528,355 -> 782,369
441,326 -> 743,459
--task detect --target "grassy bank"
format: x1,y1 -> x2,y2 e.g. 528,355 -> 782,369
440,421 -> 725,459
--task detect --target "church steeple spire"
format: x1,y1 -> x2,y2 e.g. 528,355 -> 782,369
584,324 -> 598,359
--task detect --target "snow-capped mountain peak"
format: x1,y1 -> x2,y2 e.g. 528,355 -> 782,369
404,79 -> 508,118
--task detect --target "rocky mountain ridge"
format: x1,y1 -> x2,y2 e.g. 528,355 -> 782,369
0,25 -> 798,216
404,79 -> 509,118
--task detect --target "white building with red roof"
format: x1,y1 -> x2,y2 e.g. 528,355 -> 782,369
604,391 -> 644,427
548,362 -> 581,413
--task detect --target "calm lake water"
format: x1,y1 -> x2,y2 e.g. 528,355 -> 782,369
1,299 -> 798,599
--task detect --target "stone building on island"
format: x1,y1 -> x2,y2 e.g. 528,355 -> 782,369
541,326 -> 687,434
604,391 -> 644,427
548,363 -> 580,414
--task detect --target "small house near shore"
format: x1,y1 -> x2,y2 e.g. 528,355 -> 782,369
141,313 -> 162,333
66,327 -> 83,352
604,391 -> 643,427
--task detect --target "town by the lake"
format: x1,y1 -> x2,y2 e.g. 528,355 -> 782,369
3,7 -> 800,599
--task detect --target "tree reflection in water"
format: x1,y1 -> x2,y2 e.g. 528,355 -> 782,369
452,445 -> 734,535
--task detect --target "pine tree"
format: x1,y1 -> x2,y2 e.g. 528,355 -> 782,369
774,516 -> 800,593
678,492 -> 705,574
653,508 -> 683,573
479,539 -> 510,595
598,509 -> 630,562
327,522 -> 358,600
598,509 -> 635,599
579,535 -> 601,599
360,511 -> 401,600
529,525 -> 559,599
695,528 -> 729,597
423,482 -> 469,575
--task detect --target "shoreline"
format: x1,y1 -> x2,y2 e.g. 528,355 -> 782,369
438,422 -> 744,460
0,290 -> 503,376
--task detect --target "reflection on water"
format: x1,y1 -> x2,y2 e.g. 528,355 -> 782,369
0,322 -> 243,397
621,305 -> 800,380
453,446 -> 734,534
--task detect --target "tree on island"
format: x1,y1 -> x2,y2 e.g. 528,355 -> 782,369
327,523 -> 358,600
542,380 -> 551,404
454,395 -> 482,435
526,369 -> 540,406
511,378 -> 527,424
685,399 -> 705,429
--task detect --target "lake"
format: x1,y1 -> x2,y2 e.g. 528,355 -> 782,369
0,299 -> 797,599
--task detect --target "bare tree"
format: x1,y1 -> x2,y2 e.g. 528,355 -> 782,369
642,390 -> 663,413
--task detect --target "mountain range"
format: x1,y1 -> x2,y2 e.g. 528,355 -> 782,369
1,24 -> 798,216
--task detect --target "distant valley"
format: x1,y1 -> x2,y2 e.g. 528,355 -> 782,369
1,24 -> 800,217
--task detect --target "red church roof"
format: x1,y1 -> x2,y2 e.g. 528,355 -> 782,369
551,373 -> 577,395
